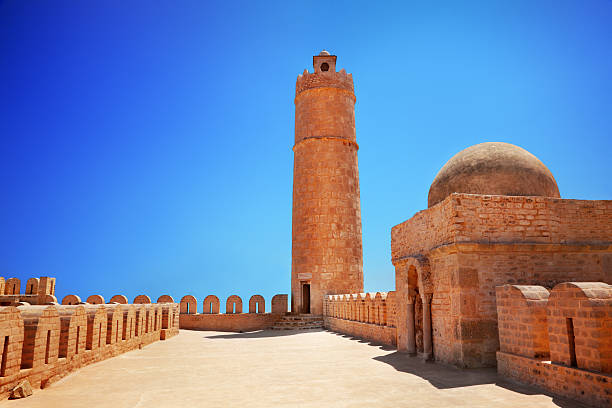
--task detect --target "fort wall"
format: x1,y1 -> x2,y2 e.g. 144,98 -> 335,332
322,292 -> 397,347
495,282 -> 612,408
178,294 -> 288,332
0,290 -> 179,400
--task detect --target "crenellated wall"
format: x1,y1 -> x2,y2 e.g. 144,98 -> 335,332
496,282 -> 612,408
322,292 -> 397,347
0,300 -> 179,400
177,294 -> 288,332
0,276 -> 56,307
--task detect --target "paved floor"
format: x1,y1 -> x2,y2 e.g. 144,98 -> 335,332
1,329 -> 586,408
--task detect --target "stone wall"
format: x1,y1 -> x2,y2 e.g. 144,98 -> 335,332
495,282 -> 612,407
178,294 -> 288,332
497,352 -> 612,408
392,193 -> 612,368
0,301 -> 179,400
322,292 -> 397,347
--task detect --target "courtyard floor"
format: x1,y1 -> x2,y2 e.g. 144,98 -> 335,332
1,329 -> 587,408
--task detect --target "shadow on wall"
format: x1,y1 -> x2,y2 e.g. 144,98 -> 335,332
374,352 -> 586,408
204,328 -> 324,340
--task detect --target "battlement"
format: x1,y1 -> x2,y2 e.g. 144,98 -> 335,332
296,51 -> 354,96
295,68 -> 354,97
0,301 -> 179,400
323,291 -> 398,347
0,276 -> 56,306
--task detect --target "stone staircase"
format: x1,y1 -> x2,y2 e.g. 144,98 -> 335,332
271,314 -> 324,330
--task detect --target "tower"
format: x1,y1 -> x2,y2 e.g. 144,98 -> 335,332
291,51 -> 364,315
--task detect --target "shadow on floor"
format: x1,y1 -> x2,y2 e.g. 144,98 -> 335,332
374,352 -> 589,408
328,331 -> 396,351
204,328 -> 324,339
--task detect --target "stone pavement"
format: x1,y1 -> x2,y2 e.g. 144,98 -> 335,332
0,329 -> 587,408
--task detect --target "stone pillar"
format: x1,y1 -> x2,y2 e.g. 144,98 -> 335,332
407,292 -> 417,355
422,293 -> 433,361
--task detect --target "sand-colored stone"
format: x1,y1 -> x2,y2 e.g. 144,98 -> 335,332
0,330 -> 586,408
291,52 -> 364,315
428,142 -> 560,208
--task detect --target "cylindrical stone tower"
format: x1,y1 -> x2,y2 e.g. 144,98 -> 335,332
291,51 -> 364,315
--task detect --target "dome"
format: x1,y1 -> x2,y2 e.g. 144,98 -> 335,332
319,50 -> 330,56
428,142 -> 560,207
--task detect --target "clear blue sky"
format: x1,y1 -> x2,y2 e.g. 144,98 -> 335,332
1,1 -> 610,308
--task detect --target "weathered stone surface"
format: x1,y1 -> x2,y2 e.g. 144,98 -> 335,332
428,142 -> 560,208
10,380 -> 32,399
291,52 -> 364,315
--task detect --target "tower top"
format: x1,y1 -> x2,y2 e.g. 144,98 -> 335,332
313,51 -> 337,73
296,51 -> 353,97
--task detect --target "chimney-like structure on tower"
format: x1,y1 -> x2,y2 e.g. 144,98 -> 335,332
291,51 -> 364,315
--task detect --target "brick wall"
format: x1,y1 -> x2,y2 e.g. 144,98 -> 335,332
495,285 -> 550,358
392,193 -> 612,368
546,282 -> 612,373
497,352 -> 612,408
0,300 -> 179,400
177,294 -> 287,332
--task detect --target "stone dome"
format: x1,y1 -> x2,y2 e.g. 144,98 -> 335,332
319,50 -> 330,56
428,142 -> 560,207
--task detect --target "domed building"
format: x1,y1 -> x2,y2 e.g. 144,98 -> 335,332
428,142 -> 560,208
389,142 -> 612,369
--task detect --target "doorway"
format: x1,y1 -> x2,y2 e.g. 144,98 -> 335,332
302,284 -> 310,314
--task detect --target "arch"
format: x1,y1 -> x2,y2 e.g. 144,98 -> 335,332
180,295 -> 197,314
249,295 -> 265,314
134,305 -> 146,337
0,307 -> 24,377
271,294 -> 288,314
58,305 -> 87,360
120,305 -> 136,340
226,295 -> 242,314
18,305 -> 60,368
357,293 -> 366,322
5,278 -> 20,295
105,305 -> 123,345
25,278 -> 39,295
133,295 -> 151,304
109,295 -> 128,304
153,304 -> 163,331
61,295 -> 82,305
44,294 -> 58,304
386,291 -> 397,328
203,295 -> 220,314
373,292 -> 382,325
365,293 -> 377,323
86,295 -> 105,305
343,295 -> 350,320
144,305 -> 154,334
83,305 -> 107,351
157,295 -> 174,303
161,303 -> 174,329
172,303 -> 180,328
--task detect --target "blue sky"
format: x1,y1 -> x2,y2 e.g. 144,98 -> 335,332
1,1 -> 610,308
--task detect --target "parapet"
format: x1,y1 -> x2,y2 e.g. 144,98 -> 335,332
296,52 -> 354,97
0,301 -> 178,400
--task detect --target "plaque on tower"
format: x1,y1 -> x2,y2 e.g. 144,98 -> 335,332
297,273 -> 312,281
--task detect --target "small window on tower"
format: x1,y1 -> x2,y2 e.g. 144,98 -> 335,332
320,62 -> 329,72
